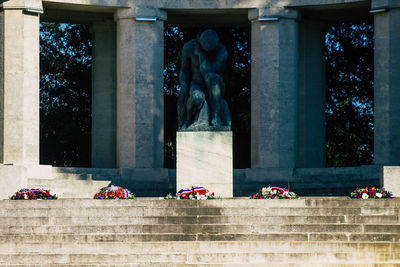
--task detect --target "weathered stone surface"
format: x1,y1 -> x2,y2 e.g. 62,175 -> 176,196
0,198 -> 400,264
0,8 -> 40,165
373,6 -> 400,165
177,131 -> 233,197
298,20 -> 326,168
39,0 -> 371,11
381,166 -> 400,197
250,11 -> 299,168
0,165 -> 27,199
91,20 -> 117,168
116,16 -> 164,168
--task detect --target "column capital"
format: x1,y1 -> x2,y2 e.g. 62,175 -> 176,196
371,0 -> 400,11
248,7 -> 299,22
1,0 -> 43,13
115,6 -> 167,21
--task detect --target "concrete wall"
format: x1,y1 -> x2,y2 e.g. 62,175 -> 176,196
234,165 -> 380,196
115,7 -> 165,169
249,8 -> 299,168
298,20 -> 326,168
91,20 -> 117,168
373,1 -> 400,165
0,1 -> 42,165
41,0 -> 370,11
0,165 -> 27,198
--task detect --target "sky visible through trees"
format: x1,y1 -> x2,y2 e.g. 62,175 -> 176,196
39,22 -> 374,168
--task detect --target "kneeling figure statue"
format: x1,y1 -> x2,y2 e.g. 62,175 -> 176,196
178,29 -> 231,131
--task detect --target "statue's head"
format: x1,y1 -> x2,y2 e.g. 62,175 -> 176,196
199,30 -> 219,52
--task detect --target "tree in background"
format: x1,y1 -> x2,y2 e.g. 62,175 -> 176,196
40,23 -> 92,167
325,22 -> 374,167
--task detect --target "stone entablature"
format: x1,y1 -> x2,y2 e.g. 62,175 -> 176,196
40,0 -> 370,10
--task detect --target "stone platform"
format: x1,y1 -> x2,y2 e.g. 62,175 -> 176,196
14,165 -> 383,199
0,198 -> 399,265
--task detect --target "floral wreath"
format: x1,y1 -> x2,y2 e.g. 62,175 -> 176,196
10,188 -> 57,200
350,187 -> 392,199
94,185 -> 135,199
166,186 -> 216,199
250,186 -> 298,199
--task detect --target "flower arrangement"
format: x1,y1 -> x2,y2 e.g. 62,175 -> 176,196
10,188 -> 57,200
350,187 -> 392,199
94,185 -> 135,199
165,186 -> 216,200
250,186 -> 298,199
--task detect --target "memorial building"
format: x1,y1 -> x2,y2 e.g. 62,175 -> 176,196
0,0 -> 399,198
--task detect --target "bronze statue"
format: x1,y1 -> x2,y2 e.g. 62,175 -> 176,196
178,30 -> 231,131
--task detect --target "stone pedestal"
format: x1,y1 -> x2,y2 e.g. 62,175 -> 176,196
177,131 -> 233,197
381,166 -> 400,197
0,164 -> 27,199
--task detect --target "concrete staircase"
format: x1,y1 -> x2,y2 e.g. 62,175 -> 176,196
0,198 -> 399,266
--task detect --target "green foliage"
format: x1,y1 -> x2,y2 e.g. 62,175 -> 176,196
325,22 -> 374,167
40,23 -> 92,167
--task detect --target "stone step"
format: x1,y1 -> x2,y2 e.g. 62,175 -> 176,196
2,198 -> 399,209
0,232 -> 399,242
0,214 -> 397,226
0,253 -> 186,264
187,252 -> 400,264
1,264 -> 398,267
0,196 -> 398,265
0,241 -> 398,254
0,251 -> 399,264
1,207 -> 398,217
1,224 -> 400,235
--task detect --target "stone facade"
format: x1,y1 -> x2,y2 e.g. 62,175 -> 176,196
0,0 -> 399,197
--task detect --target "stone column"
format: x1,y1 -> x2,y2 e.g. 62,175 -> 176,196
91,20 -> 117,168
115,7 -> 166,168
0,0 -> 42,165
298,20 -> 326,168
249,8 -> 299,168
373,1 -> 400,165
